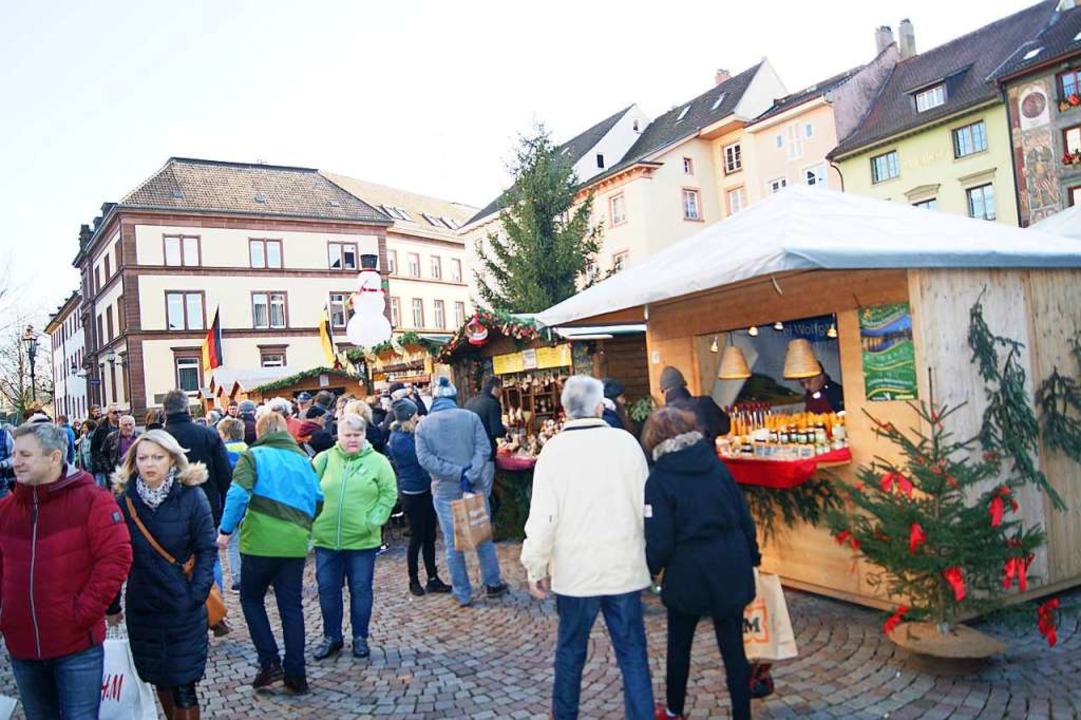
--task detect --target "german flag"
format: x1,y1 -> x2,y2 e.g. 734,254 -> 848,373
320,305 -> 338,367
201,307 -> 224,372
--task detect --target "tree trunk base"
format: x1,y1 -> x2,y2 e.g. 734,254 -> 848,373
889,621 -> 1006,675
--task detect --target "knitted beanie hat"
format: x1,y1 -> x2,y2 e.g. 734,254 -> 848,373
392,398 -> 418,423
658,366 -> 687,393
432,376 -> 458,398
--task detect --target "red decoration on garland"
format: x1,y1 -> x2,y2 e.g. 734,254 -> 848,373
1037,598 -> 1060,648
465,315 -> 489,345
908,523 -> 927,555
1002,554 -> 1033,592
942,566 -> 966,601
989,486 -> 1018,528
833,529 -> 861,551
881,472 -> 913,497
882,605 -> 909,635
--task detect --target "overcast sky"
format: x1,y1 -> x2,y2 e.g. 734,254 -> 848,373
0,0 -> 1034,324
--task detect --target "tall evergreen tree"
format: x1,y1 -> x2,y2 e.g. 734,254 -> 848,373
475,126 -> 603,312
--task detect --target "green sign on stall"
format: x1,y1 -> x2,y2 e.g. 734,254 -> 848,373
859,302 -> 918,401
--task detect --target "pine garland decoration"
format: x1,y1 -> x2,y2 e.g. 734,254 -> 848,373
742,476 -> 841,542
253,366 -> 355,394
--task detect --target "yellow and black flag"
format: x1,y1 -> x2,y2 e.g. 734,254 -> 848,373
320,305 -> 338,367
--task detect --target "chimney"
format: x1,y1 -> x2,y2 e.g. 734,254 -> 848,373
715,69 -> 731,86
874,25 -> 895,55
899,19 -> 916,59
78,224 -> 92,248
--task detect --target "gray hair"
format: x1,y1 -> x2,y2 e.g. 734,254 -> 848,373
12,422 -> 69,459
561,376 -> 605,420
162,390 -> 190,415
338,414 -> 368,434
265,397 -> 293,418
206,410 -> 222,424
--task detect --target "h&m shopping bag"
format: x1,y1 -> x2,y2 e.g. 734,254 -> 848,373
451,492 -> 493,551
100,637 -> 157,720
743,571 -> 798,661
0,695 -> 16,720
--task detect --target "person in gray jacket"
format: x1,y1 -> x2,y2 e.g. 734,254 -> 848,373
415,377 -> 509,607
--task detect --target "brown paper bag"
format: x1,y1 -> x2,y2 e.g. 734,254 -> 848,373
743,571 -> 798,661
451,493 -> 493,551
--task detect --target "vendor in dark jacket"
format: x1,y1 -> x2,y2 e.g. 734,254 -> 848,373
642,406 -> 759,720
161,390 -> 233,526
659,366 -> 731,443
601,377 -> 633,431
111,429 -> 217,720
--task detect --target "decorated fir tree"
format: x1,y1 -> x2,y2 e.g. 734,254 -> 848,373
827,401 -> 1045,635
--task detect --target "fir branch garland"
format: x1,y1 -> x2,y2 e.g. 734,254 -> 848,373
253,366 -> 354,394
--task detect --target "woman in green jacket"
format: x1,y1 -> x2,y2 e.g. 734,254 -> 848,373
311,413 -> 397,661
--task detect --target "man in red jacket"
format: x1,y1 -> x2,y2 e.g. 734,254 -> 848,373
0,422 -> 132,719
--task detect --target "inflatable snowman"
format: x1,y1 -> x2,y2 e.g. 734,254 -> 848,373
346,254 -> 393,348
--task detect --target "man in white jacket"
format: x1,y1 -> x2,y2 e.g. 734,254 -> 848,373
521,376 -> 654,720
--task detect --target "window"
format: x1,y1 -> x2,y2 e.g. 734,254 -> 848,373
164,235 -> 200,267
433,300 -> 446,329
430,256 -> 442,280
328,242 -> 357,270
411,298 -> 425,328
786,123 -> 803,159
390,297 -> 401,327
775,134 -> 784,149
381,205 -> 412,221
450,258 -> 463,282
248,239 -> 282,269
727,187 -> 747,215
387,250 -> 398,275
915,84 -> 946,112
1069,186 -> 1081,206
805,165 -> 827,187
407,253 -> 420,277
106,307 -> 114,341
329,292 -> 352,329
913,198 -> 938,210
952,121 -> 987,158
1064,124 -> 1081,155
596,153 -> 605,169
871,151 -> 900,183
724,143 -> 742,173
165,291 -> 205,331
966,184 -> 996,221
676,106 -> 690,122
259,348 -> 287,368
117,296 -> 125,333
104,255 -> 111,280
710,93 -> 726,111
422,213 -> 444,227
610,194 -> 627,225
175,356 -> 201,394
681,189 -> 701,220
454,301 -> 466,326
682,157 -> 694,175
768,177 -> 788,194
94,267 -> 101,294
1058,68 -> 1081,99
804,122 -> 814,138
612,250 -> 629,273
252,292 -> 287,329
441,217 -> 460,230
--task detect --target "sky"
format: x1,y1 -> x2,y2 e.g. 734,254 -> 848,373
0,0 -> 1036,326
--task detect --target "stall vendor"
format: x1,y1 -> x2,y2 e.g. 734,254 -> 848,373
800,364 -> 844,413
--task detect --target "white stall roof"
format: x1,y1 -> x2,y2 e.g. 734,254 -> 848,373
1032,205 -> 1081,239
537,186 -> 1081,327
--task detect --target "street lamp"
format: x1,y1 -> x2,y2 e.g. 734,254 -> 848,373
21,325 -> 38,401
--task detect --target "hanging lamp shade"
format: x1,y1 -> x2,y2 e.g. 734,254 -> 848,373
718,345 -> 752,379
783,339 -> 821,379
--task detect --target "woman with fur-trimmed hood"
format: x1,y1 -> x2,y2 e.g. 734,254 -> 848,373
110,429 -> 217,720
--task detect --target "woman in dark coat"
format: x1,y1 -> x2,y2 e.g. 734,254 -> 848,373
111,429 -> 217,720
642,406 -> 760,720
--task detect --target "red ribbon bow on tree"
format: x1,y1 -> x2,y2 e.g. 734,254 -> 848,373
1002,554 -> 1034,592
881,472 -> 913,497
1037,598 -> 1060,648
942,566 -> 966,601
833,530 -> 861,551
908,523 -> 927,555
989,486 -> 1019,528
882,605 -> 909,636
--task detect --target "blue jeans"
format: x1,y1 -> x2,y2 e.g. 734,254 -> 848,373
225,531 -> 242,586
315,548 -> 377,642
553,591 -> 654,720
432,491 -> 503,605
10,642 -> 104,720
240,555 -> 306,680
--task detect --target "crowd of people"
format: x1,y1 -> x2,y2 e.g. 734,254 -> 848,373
0,366 -> 758,720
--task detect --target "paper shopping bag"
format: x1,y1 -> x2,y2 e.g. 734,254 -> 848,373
100,637 -> 157,720
743,571 -> 798,661
451,492 -> 493,551
0,695 -> 16,720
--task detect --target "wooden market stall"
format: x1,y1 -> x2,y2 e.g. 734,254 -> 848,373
245,367 -> 366,404
536,186 -> 1081,608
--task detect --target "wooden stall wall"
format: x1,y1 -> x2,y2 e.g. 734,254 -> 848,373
646,269 -> 922,606
594,335 -> 650,402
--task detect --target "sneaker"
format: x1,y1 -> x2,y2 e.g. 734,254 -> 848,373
425,577 -> 452,594
485,582 -> 509,599
750,663 -> 775,699
313,638 -> 344,661
283,676 -> 310,695
654,704 -> 685,720
252,662 -> 284,689
210,619 -> 232,637
376,544 -> 389,556
353,637 -> 370,658
230,583 -> 240,595
409,580 -> 426,597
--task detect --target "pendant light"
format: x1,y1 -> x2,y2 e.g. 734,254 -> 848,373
718,334 -> 752,379
710,336 -> 719,353
783,338 -> 821,379
773,320 -> 784,331
747,325 -> 759,337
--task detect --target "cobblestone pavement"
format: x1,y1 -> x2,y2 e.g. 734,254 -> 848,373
2,538 -> 1079,719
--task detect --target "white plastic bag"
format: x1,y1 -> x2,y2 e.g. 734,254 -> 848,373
99,637 -> 157,720
0,695 -> 16,720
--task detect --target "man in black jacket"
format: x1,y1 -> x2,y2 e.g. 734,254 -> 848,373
90,404 -> 119,488
659,366 -> 731,443
465,376 -> 507,493
161,390 -> 232,526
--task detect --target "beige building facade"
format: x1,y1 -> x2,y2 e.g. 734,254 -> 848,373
44,292 -> 89,420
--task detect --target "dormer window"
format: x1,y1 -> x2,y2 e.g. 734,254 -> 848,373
675,106 -> 690,122
915,84 -> 946,113
711,93 -> 726,111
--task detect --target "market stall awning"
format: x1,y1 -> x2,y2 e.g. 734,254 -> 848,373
536,186 -> 1081,327
1032,205 -> 1081,239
